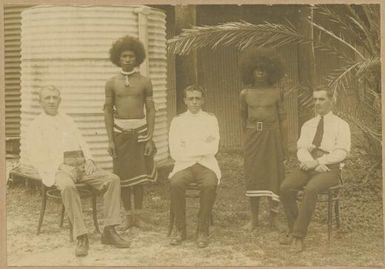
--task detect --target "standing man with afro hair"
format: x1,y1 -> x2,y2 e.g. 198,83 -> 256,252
239,48 -> 288,232
104,35 -> 157,230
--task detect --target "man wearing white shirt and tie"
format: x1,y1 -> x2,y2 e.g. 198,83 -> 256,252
26,85 -> 130,257
168,85 -> 221,248
280,86 -> 351,252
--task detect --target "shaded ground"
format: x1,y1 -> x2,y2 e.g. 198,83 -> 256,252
5,151 -> 384,266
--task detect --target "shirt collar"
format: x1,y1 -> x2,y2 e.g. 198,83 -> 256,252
186,109 -> 203,117
40,111 -> 63,122
316,111 -> 333,120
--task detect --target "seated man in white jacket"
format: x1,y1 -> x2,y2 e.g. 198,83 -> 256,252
168,85 -> 221,248
26,85 -> 130,257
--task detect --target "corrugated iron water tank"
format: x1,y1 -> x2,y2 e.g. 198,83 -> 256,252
19,5 -> 168,170
4,5 -> 30,140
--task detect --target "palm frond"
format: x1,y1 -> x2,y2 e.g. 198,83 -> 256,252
326,62 -> 361,96
316,5 -> 379,55
167,21 -> 308,55
356,57 -> 381,77
308,19 -> 365,60
336,110 -> 381,145
313,41 -> 352,63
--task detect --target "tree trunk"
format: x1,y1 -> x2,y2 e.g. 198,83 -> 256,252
174,5 -> 198,113
296,5 -> 316,90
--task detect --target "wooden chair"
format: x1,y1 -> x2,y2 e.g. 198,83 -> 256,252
297,176 -> 343,242
9,164 -> 100,241
168,182 -> 214,237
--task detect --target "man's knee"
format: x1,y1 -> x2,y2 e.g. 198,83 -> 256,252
169,176 -> 186,190
201,176 -> 218,191
280,179 -> 291,194
303,185 -> 318,197
100,173 -> 120,193
109,173 -> 120,185
59,181 -> 77,195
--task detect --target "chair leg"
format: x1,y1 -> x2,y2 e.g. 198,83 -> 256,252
91,193 -> 100,233
168,204 -> 174,237
69,217 -> 74,242
335,199 -> 341,229
59,204 -> 65,227
327,192 -> 333,242
37,186 -> 48,235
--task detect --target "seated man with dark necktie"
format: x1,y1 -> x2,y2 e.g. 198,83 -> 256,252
279,86 -> 351,252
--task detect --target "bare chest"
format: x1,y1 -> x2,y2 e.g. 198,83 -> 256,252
245,90 -> 279,107
113,76 -> 146,97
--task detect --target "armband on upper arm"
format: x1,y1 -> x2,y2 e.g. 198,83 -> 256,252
103,103 -> 114,112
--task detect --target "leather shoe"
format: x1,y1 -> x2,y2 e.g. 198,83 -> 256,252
169,229 -> 185,246
101,226 -> 131,248
75,234 -> 89,257
290,237 -> 304,253
197,234 -> 209,248
279,232 -> 293,245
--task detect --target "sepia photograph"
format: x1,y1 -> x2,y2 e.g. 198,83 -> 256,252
2,1 -> 384,267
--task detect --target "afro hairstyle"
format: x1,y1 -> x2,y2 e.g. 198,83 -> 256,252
239,48 -> 285,86
109,35 -> 146,67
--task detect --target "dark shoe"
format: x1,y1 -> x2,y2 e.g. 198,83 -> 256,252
75,234 -> 89,257
197,234 -> 209,248
279,232 -> 293,245
169,229 -> 185,246
101,226 -> 131,248
290,237 -> 304,253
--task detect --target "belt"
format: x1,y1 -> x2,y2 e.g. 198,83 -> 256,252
246,121 -> 278,131
311,148 -> 341,170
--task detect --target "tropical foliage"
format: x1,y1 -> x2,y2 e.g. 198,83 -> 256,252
168,4 -> 381,156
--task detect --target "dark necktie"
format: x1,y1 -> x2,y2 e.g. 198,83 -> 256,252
312,115 -> 324,148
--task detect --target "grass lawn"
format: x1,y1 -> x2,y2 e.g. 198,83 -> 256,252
5,151 -> 384,266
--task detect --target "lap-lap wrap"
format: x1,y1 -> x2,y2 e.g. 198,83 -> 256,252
243,121 -> 284,201
113,117 -> 157,188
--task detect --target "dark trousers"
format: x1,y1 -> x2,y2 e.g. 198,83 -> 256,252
170,163 -> 218,236
280,167 -> 340,238
121,185 -> 144,211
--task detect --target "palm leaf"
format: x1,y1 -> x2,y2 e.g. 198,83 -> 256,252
356,57 -> 381,77
326,62 -> 361,96
308,19 -> 365,60
336,110 -> 381,145
167,21 -> 308,55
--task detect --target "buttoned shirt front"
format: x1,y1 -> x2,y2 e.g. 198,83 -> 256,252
26,112 -> 92,186
168,110 -> 221,181
297,111 -> 351,165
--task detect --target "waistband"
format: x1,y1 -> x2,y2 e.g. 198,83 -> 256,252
246,120 -> 279,131
114,117 -> 147,132
311,148 -> 341,170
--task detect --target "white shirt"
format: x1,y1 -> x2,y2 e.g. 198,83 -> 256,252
168,110 -> 221,181
297,111 -> 351,165
26,112 -> 92,187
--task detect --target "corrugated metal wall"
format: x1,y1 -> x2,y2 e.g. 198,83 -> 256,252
4,5 -> 29,139
197,47 -> 243,148
19,5 -> 168,170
